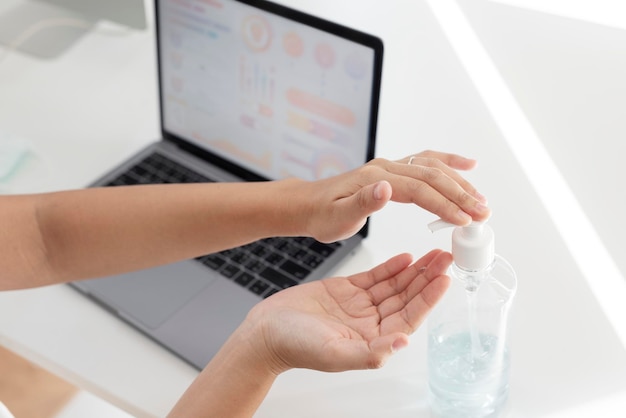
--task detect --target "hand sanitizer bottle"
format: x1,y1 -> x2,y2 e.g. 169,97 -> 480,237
427,219 -> 517,418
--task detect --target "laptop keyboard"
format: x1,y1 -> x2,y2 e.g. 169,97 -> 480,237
105,152 -> 341,298
107,153 -> 212,185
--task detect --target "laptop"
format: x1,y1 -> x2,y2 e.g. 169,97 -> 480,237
71,0 -> 384,370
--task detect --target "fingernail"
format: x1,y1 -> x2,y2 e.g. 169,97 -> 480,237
374,181 -> 390,201
475,191 -> 488,204
374,182 -> 384,200
457,210 -> 472,225
475,201 -> 490,214
392,338 -> 408,353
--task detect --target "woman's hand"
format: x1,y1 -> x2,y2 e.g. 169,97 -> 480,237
301,150 -> 491,243
244,249 -> 452,374
169,250 -> 453,418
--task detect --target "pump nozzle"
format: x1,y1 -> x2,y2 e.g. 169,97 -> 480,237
428,218 -> 495,271
428,219 -> 455,233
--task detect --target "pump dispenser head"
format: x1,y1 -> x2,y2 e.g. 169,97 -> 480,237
429,219 -> 495,271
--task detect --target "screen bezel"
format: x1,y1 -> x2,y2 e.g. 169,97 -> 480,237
154,0 -> 384,237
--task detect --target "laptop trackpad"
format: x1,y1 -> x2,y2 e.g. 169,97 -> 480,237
154,279 -> 262,368
78,261 -> 215,329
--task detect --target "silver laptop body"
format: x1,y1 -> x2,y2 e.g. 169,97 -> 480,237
71,0 -> 383,369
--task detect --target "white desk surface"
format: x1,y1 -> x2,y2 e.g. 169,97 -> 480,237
1,1 -> 626,417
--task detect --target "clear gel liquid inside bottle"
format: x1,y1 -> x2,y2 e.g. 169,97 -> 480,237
427,220 -> 517,418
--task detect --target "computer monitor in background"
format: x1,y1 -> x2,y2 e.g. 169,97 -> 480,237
0,0 -> 147,59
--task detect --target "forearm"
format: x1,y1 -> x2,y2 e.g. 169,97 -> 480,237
0,180 -> 308,289
168,321 -> 279,418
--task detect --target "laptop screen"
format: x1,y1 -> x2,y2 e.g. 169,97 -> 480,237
157,0 -> 382,181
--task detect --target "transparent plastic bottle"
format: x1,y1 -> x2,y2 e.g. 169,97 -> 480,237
427,220 -> 517,418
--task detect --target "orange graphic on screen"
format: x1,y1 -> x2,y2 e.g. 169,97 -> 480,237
315,42 -> 335,69
281,148 -> 352,180
197,0 -> 223,8
286,88 -> 356,127
313,152 -> 351,178
283,31 -> 304,57
242,15 -> 272,52
287,112 -> 350,146
193,135 -> 272,171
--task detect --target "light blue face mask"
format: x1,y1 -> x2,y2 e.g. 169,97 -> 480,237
0,133 -> 31,183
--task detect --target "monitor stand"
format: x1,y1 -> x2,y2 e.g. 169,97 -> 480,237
0,0 -> 146,60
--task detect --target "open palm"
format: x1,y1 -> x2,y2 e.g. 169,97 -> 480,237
247,250 -> 452,374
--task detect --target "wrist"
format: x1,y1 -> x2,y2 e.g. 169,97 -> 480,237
168,317 -> 281,418
238,309 -> 292,376
268,178 -> 314,238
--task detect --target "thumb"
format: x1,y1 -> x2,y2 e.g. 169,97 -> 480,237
354,180 -> 392,218
327,181 -> 392,243
364,333 -> 409,369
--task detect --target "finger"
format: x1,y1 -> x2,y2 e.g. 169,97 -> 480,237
365,333 -> 410,369
373,155 -> 478,197
385,168 -> 490,225
386,172 -> 479,225
395,158 -> 487,205
401,250 -> 452,308
377,275 -> 450,338
353,180 -> 392,216
364,249 -> 444,303
398,155 -> 488,205
418,157 -> 483,200
364,158 -> 487,214
317,332 -> 406,371
400,151 -> 477,171
330,181 -> 392,241
349,252 -> 415,290
328,333 -> 409,371
377,251 -> 452,323
400,274 -> 450,333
